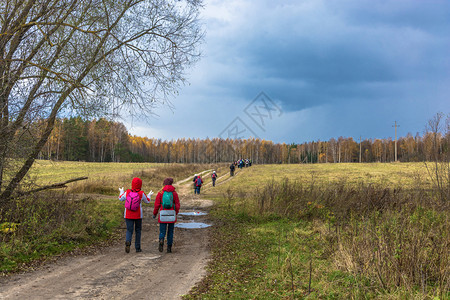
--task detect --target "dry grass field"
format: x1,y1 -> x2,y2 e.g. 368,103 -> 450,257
191,162 -> 449,299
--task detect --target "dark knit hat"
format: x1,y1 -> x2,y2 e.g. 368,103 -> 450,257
163,177 -> 174,186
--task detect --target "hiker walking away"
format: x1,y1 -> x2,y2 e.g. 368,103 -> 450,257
119,177 -> 153,253
194,175 -> 203,194
211,171 -> 218,187
230,163 -> 235,176
192,174 -> 199,193
153,178 -> 180,253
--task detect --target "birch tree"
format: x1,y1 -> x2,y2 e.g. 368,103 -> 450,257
0,0 -> 203,201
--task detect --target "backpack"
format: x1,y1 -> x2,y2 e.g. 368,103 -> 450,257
125,190 -> 141,211
162,191 -> 174,209
212,173 -> 216,179
196,177 -> 202,187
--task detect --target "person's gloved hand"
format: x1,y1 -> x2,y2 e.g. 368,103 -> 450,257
119,187 -> 124,195
148,190 -> 154,197
152,214 -> 156,219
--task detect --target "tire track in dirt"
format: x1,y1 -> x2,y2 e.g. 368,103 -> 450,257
0,172 -> 216,300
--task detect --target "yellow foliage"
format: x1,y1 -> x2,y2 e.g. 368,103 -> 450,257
0,222 -> 19,234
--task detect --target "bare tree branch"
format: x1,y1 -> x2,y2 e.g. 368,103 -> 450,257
17,176 -> 88,196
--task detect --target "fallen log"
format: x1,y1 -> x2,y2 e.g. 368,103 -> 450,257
18,177 -> 89,196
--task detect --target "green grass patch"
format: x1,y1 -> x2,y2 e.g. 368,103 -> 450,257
186,209 -> 380,299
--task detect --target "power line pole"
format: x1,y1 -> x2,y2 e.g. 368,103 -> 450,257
359,135 -> 362,163
392,121 -> 400,162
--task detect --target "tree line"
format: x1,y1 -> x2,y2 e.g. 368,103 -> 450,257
37,116 -> 449,164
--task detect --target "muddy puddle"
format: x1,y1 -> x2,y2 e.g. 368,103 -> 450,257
175,222 -> 212,229
137,255 -> 161,260
178,211 -> 208,216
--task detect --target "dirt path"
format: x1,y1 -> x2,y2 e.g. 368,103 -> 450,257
0,174 -> 214,300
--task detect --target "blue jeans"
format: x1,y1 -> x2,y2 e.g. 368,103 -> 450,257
125,218 -> 142,249
159,223 -> 175,246
194,186 -> 201,194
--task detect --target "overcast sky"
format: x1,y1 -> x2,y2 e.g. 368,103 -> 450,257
126,0 -> 450,143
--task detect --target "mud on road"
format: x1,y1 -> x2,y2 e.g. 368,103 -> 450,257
0,177 -> 213,300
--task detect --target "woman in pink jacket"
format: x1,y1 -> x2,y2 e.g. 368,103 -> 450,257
153,178 -> 180,253
119,177 -> 153,253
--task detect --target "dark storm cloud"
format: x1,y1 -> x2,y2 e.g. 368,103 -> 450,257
203,0 -> 450,112
331,0 -> 450,33
134,0 -> 449,143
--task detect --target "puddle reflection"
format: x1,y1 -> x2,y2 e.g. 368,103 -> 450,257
178,211 -> 207,216
175,222 -> 212,229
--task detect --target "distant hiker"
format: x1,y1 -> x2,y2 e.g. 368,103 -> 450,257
230,163 -> 235,176
211,171 -> 218,187
193,174 -> 199,191
119,177 -> 153,253
153,178 -> 180,253
194,175 -> 203,194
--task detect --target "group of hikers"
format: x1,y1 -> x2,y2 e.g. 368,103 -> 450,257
118,177 -> 180,254
192,170 -> 218,194
119,163 -> 251,253
229,158 -> 252,176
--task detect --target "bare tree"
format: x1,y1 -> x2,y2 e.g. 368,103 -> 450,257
0,0 -> 203,201
424,112 -> 449,202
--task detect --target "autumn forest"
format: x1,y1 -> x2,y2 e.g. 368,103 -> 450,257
32,116 -> 449,164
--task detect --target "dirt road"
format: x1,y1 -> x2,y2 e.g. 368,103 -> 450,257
0,175 -> 213,300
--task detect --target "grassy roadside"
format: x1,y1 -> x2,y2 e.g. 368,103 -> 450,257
0,162 -> 225,274
0,195 -> 123,274
187,210 -> 347,299
186,163 -> 449,299
186,201 -> 375,299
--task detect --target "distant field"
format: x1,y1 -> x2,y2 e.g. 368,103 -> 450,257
30,161 -> 434,191
29,160 -> 226,195
30,160 -> 159,184
212,162 -> 432,193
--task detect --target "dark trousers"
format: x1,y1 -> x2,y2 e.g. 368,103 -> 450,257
125,218 -> 142,250
195,186 -> 201,194
159,223 -> 175,246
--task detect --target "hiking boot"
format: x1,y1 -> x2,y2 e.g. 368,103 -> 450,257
167,245 -> 172,253
136,248 -> 142,253
125,241 -> 131,253
159,239 -> 164,252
